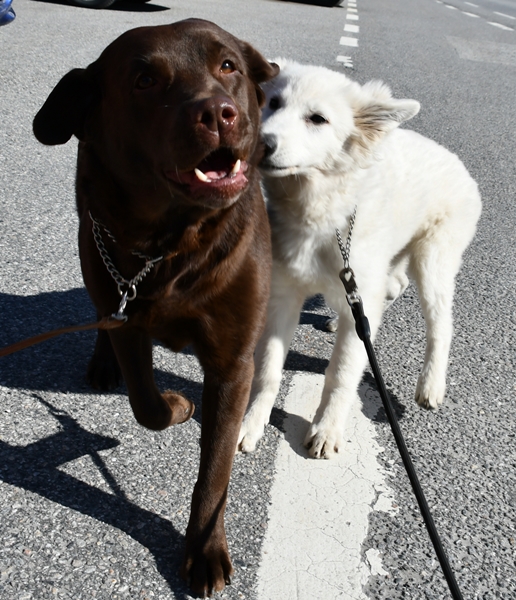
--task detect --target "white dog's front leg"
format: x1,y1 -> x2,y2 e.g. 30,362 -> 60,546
238,288 -> 304,453
305,297 -> 383,459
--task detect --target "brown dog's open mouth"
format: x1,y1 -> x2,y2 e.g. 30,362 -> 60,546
165,148 -> 248,198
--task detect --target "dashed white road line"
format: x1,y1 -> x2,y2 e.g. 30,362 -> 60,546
337,0 -> 359,67
255,373 -> 397,600
488,21 -> 513,30
493,11 -> 516,20
340,36 -> 359,47
435,0 -> 515,32
344,24 -> 360,33
337,55 -> 354,67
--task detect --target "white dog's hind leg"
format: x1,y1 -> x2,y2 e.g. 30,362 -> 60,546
411,239 -> 463,409
305,296 -> 384,459
238,289 -> 305,453
385,253 -> 410,309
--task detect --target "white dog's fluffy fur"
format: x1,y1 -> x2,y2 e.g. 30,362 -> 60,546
237,59 -> 482,459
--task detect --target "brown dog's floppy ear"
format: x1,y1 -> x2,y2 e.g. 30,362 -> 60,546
33,68 -> 96,145
238,41 -> 279,107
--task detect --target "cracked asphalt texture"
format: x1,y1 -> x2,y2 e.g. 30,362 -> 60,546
1,0 -> 515,598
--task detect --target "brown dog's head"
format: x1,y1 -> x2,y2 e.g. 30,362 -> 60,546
33,19 -> 279,210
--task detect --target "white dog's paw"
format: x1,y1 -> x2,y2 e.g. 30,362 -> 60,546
237,413 -> 267,454
304,424 -> 343,459
415,373 -> 445,410
325,317 -> 339,332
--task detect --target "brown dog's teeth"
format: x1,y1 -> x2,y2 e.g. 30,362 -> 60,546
229,159 -> 241,177
194,168 -> 211,183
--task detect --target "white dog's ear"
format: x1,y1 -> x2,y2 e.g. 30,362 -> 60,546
348,81 -> 420,165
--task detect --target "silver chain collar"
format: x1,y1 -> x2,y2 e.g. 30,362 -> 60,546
89,211 -> 163,322
335,206 -> 361,305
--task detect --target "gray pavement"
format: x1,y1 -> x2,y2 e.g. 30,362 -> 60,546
1,0 -> 515,599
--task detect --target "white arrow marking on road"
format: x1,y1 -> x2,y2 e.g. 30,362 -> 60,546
256,373 -> 397,600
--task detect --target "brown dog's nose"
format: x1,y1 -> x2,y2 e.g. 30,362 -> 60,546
190,96 -> 238,136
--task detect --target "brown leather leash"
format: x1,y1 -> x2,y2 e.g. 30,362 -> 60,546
0,212 -> 166,360
0,316 -> 125,358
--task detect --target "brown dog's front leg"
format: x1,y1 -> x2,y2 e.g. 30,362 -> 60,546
180,366 -> 252,596
87,327 -> 122,391
107,326 -> 194,430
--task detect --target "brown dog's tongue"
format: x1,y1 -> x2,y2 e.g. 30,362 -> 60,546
194,148 -> 239,181
195,159 -> 241,182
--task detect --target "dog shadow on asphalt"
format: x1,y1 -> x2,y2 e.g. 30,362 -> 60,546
0,288 -> 204,424
0,288 -> 406,595
0,394 -> 196,598
0,288 -> 206,596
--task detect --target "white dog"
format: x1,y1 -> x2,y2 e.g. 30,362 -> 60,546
238,59 -> 482,459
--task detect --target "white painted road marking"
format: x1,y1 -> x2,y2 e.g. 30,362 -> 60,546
346,14 -> 359,20
340,36 -> 359,47
337,55 -> 354,67
344,24 -> 360,33
436,0 -> 515,33
494,12 -> 515,20
488,21 -> 513,30
256,373 -> 397,600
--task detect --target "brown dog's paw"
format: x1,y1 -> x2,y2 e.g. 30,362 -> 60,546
180,544 -> 233,597
86,352 -> 122,391
163,391 -> 195,425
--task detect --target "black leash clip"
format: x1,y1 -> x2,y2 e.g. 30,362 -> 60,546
339,266 -> 359,301
338,267 -> 370,341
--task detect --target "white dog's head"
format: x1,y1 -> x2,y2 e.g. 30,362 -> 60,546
260,59 -> 420,177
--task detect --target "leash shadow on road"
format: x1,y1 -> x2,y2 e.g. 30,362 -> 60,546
0,394 -> 196,599
0,289 -> 204,425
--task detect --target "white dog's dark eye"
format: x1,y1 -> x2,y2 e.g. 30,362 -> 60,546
269,97 -> 280,110
308,114 -> 328,125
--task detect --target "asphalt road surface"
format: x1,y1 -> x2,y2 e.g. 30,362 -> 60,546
1,0 -> 515,599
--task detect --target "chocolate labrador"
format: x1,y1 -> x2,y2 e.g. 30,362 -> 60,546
33,19 -> 278,596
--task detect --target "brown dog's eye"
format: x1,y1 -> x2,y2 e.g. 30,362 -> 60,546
135,74 -> 157,90
220,60 -> 236,74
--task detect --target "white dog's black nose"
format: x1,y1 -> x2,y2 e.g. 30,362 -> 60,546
262,134 -> 277,158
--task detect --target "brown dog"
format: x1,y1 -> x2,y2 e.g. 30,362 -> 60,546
33,19 -> 278,596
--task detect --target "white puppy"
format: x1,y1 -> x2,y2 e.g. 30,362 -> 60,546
238,59 -> 482,459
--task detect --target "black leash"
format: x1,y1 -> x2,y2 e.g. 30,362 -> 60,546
335,221 -> 464,600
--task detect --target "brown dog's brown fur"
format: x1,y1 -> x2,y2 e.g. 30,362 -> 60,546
33,19 -> 278,596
